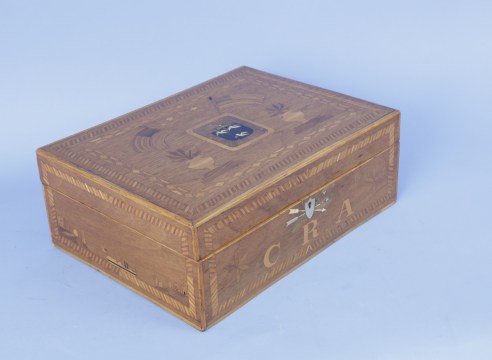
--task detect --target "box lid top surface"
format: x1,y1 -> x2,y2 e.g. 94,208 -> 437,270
41,66 -> 395,224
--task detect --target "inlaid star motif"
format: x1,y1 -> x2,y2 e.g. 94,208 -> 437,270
224,248 -> 251,283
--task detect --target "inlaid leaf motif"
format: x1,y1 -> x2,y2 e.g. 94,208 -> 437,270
167,149 -> 201,161
266,103 -> 288,116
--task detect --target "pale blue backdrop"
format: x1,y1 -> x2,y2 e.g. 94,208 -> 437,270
1,1 -> 491,359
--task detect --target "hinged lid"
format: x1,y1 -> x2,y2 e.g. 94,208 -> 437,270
39,66 -> 399,260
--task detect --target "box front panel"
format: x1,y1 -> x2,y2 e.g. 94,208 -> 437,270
196,114 -> 400,259
43,186 -> 203,328
202,142 -> 398,326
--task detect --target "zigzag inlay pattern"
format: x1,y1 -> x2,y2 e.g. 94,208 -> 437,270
50,213 -> 195,318
211,133 -> 397,317
180,237 -> 197,318
218,246 -> 310,314
216,192 -> 393,316
44,67 -> 393,220
52,68 -> 248,151
203,230 -> 220,316
56,149 -> 197,217
45,187 -> 59,239
204,123 -> 395,235
41,161 -> 188,239
386,123 -> 397,196
45,180 -> 198,321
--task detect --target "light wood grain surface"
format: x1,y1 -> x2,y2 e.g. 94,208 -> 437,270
37,66 -> 400,330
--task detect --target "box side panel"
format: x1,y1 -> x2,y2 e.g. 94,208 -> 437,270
201,141 -> 399,328
42,186 -> 204,329
37,151 -> 197,260
197,112 -> 400,259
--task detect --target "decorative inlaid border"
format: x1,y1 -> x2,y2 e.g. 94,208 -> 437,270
201,120 -> 397,254
44,186 -> 197,319
217,193 -> 393,315
192,110 -> 389,214
50,67 -> 387,151
204,230 -> 220,315
39,160 -> 191,254
206,120 -> 398,318
44,67 -> 393,220
50,68 -> 249,151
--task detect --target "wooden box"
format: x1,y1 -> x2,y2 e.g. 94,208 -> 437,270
37,66 -> 400,330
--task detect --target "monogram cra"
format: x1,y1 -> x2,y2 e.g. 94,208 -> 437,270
263,195 -> 355,269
